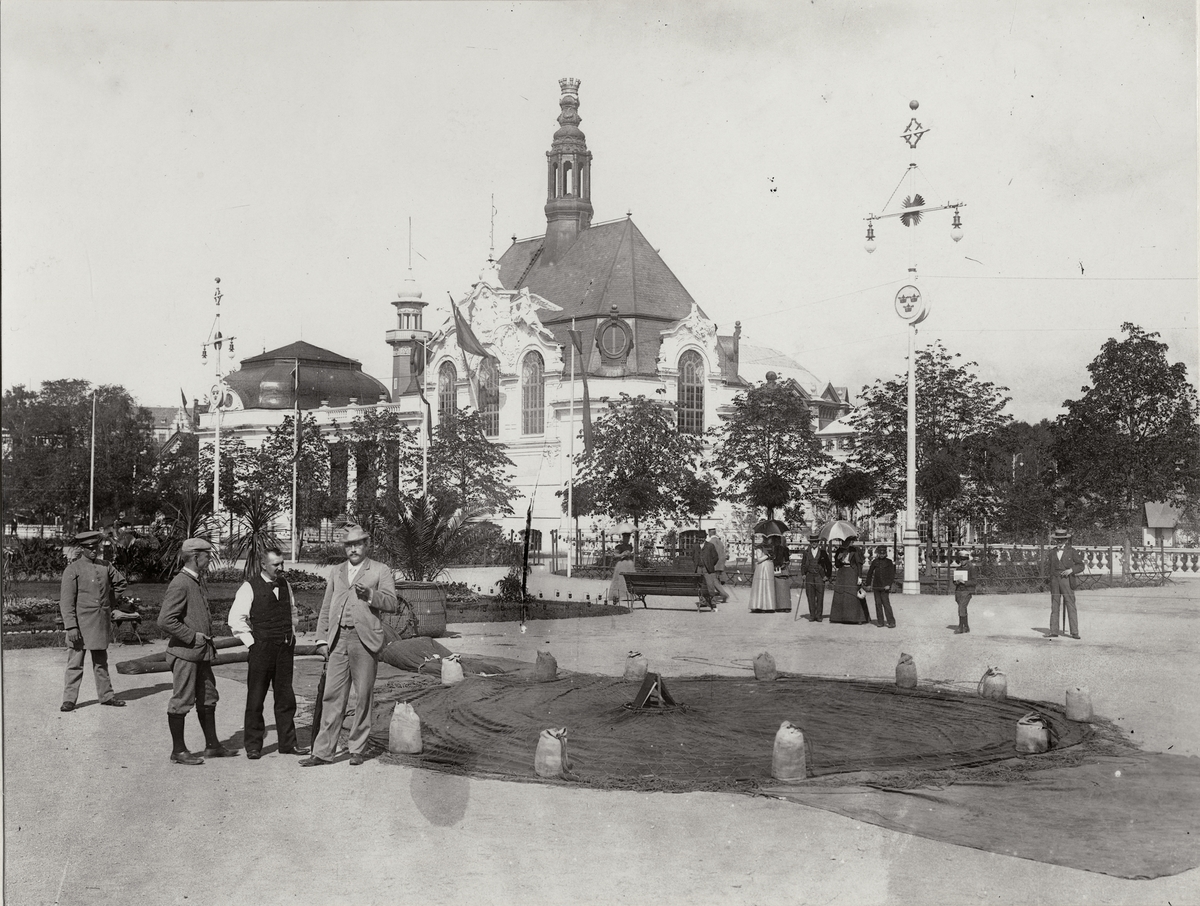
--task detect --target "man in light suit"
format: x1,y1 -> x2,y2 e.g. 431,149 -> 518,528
300,524 -> 400,767
1046,528 -> 1085,639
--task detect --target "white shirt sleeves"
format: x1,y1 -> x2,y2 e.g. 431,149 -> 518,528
228,581 -> 255,648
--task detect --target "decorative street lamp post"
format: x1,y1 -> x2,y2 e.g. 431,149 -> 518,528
864,101 -> 966,596
201,277 -> 236,536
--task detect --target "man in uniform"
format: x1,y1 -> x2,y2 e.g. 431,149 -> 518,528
228,546 -> 309,759
799,533 -> 832,622
300,524 -> 400,767
59,529 -> 128,711
157,537 -> 238,765
1046,528 -> 1085,639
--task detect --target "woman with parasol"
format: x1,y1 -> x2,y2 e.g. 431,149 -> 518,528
749,518 -> 786,613
607,524 -> 636,604
825,521 -> 868,624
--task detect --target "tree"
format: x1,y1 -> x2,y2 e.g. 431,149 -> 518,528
428,408 -> 517,516
850,341 -> 1012,530
379,493 -> 476,582
968,420 -> 1058,542
1055,323 -> 1200,541
712,376 -> 828,519
825,468 -> 874,520
198,435 -> 259,517
1,380 -> 156,528
569,394 -> 706,534
335,407 -> 420,532
256,413 -> 336,534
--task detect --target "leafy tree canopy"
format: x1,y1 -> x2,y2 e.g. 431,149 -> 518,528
712,376 -> 828,518
825,468 -> 874,518
1054,323 -> 1200,538
428,408 -> 518,516
569,394 -> 706,529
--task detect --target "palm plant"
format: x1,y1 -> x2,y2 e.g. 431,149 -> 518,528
228,491 -> 283,580
159,487 -> 214,577
380,493 -> 474,582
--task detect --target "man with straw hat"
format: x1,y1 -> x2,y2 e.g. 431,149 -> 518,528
1046,528 -> 1085,639
300,523 -> 400,767
58,529 -> 129,712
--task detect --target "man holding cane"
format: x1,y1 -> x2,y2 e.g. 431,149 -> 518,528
300,524 -> 400,767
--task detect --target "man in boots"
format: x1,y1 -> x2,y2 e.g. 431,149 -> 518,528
157,537 -> 238,765
228,546 -> 308,759
952,549 -> 977,634
59,529 -> 128,711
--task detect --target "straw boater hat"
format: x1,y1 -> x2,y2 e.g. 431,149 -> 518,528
342,523 -> 370,543
808,533 -> 821,542
1052,528 -> 1072,542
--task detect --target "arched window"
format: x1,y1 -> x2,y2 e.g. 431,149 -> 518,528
438,362 -> 457,421
521,351 -> 545,435
479,358 -> 500,437
677,350 -> 704,434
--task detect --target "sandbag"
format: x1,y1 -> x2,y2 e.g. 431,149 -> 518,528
1065,686 -> 1093,722
896,653 -> 917,689
534,727 -> 570,778
1016,711 -> 1052,754
441,653 -> 464,686
388,702 -> 423,754
978,667 -> 1008,701
534,650 -> 558,683
753,651 -> 777,681
623,651 -> 648,683
772,720 -> 809,781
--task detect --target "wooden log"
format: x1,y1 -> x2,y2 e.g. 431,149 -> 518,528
116,639 -> 326,674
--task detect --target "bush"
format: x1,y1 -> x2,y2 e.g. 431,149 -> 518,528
3,539 -> 69,580
494,565 -> 530,603
282,568 -> 327,591
455,522 -> 523,568
303,542 -> 349,565
439,581 -> 485,605
2,596 -> 59,624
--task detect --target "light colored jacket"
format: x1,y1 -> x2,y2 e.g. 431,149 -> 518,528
60,557 -> 127,649
315,558 -> 400,655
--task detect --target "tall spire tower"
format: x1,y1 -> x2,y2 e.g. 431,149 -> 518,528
386,220 -> 430,398
542,78 -> 593,265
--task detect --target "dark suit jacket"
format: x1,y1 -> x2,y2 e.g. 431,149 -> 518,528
315,558 -> 400,656
1046,545 -> 1084,593
698,541 -> 719,574
799,546 -> 832,579
866,556 -> 896,591
157,570 -> 214,662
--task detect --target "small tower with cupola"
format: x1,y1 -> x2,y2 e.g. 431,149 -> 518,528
542,77 -> 593,265
385,263 -> 430,398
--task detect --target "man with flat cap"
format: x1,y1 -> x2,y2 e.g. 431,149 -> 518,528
59,529 -> 129,711
300,524 -> 400,767
1046,528 -> 1085,639
157,537 -> 238,764
798,533 -> 832,622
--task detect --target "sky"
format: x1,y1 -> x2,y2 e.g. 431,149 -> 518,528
2,1 -> 1196,424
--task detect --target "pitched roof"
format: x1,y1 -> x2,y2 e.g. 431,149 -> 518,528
239,341 -> 361,368
498,217 -> 706,375
1145,501 -> 1182,529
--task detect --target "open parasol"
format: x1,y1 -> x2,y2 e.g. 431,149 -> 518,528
754,518 -> 789,537
819,520 -> 859,543
613,522 -> 635,535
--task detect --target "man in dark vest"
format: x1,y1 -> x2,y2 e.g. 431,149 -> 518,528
228,546 -> 308,759
798,533 -> 832,622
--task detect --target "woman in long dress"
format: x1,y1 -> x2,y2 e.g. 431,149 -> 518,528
748,537 -> 777,613
829,539 -> 868,623
608,532 -> 635,604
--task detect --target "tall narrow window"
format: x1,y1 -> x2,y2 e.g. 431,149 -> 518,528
521,351 -> 545,435
438,362 -> 457,421
677,350 -> 704,435
480,357 -> 500,437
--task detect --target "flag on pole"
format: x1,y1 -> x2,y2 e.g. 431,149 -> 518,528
414,342 -> 433,438
567,327 -> 594,454
180,387 -> 188,409
451,296 -> 490,358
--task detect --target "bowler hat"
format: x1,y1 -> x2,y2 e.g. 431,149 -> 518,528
181,537 -> 214,554
74,530 -> 102,546
342,523 -> 370,543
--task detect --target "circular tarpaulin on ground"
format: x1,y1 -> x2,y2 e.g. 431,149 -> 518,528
367,673 -> 1088,793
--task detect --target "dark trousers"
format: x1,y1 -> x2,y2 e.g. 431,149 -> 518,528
872,589 -> 894,625
244,637 -> 298,754
804,576 -> 825,620
955,588 -> 973,618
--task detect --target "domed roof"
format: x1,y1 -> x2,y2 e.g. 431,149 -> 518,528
396,267 -> 423,305
226,341 -> 390,410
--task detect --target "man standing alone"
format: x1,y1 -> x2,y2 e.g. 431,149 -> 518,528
799,533 -> 832,622
300,525 -> 400,767
59,530 -> 128,711
952,549 -> 977,635
228,546 -> 309,759
157,538 -> 238,765
1046,529 -> 1084,639
866,546 -> 896,628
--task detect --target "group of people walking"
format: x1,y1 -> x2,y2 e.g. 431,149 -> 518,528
752,534 -> 896,626
58,523 -> 407,766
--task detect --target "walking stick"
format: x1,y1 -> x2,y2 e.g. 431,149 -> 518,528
309,655 -> 328,748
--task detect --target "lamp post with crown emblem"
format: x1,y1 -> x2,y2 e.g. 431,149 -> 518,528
201,278 -> 236,535
863,101 -> 966,595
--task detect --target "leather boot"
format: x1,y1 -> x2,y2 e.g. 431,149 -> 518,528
963,616 -> 970,633
169,714 -> 203,765
198,708 -> 238,758
953,618 -> 966,634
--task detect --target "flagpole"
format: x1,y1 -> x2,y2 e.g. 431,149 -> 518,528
422,338 -> 429,497
567,319 -> 576,578
291,358 -> 300,562
89,389 -> 97,530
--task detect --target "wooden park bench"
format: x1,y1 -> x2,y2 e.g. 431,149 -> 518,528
623,571 -> 716,612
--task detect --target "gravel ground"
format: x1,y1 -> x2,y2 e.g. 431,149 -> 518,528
3,578 -> 1198,906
